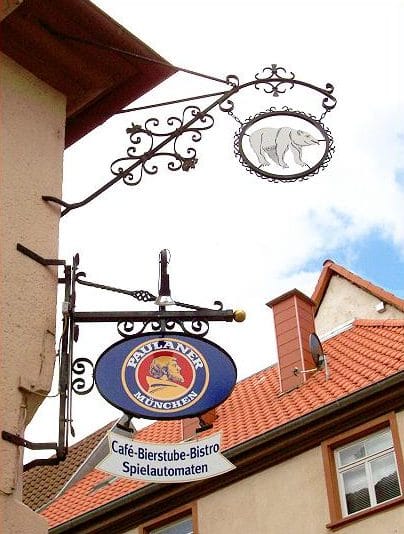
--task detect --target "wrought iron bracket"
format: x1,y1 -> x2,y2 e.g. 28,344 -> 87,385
2,244 -> 75,470
9,246 -> 245,470
42,64 -> 337,216
16,243 -> 66,266
1,431 -> 64,472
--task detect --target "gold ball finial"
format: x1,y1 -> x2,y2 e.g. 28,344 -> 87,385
233,309 -> 246,322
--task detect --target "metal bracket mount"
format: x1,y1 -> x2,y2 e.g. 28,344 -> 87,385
1,431 -> 65,471
16,243 -> 66,266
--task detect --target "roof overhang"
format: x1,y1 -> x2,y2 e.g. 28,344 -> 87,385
0,0 -> 176,147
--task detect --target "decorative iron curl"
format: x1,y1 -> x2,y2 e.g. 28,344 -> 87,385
213,300 -> 224,311
117,318 -> 210,338
254,64 -> 296,96
110,105 -> 214,183
117,321 -> 149,337
226,74 -> 240,87
181,319 -> 210,337
72,358 -> 95,395
219,99 -> 235,113
321,82 -> 337,113
252,64 -> 337,114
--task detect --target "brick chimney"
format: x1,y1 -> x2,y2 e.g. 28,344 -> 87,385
267,289 -> 316,393
182,409 -> 217,440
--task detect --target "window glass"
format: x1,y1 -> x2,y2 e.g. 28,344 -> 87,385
342,465 -> 371,514
150,516 -> 193,534
371,453 -> 401,504
366,431 -> 393,456
338,442 -> 366,467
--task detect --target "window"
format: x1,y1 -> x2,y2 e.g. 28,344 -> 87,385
140,504 -> 198,534
336,429 -> 401,515
322,413 -> 404,528
149,515 -> 193,534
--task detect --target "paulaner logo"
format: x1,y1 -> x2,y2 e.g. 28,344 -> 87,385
95,333 -> 237,420
121,338 -> 209,414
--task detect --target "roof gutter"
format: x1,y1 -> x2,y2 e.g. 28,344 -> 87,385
50,371 -> 404,533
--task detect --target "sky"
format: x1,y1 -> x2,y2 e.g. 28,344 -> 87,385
25,0 -> 404,461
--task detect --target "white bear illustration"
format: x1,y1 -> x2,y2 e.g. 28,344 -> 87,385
249,127 -> 319,169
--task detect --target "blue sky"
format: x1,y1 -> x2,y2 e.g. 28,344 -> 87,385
301,231 -> 404,298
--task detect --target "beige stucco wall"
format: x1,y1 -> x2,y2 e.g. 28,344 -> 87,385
315,275 -> 404,338
199,447 -> 330,533
125,410 -> 404,533
0,52 -> 65,532
198,410 -> 404,533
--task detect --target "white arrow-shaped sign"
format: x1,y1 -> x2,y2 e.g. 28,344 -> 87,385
97,431 -> 235,483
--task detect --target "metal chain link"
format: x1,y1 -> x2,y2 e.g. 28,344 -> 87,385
227,109 -> 244,125
319,108 -> 330,121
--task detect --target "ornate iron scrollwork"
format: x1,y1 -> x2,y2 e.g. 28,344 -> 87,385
110,105 -> 215,187
42,64 -> 337,215
117,318 -> 210,339
72,357 -> 95,395
10,245 -> 244,469
253,64 -> 336,115
254,64 -> 296,96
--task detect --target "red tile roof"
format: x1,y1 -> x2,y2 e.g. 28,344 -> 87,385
23,421 -> 115,511
40,319 -> 404,529
312,260 -> 404,313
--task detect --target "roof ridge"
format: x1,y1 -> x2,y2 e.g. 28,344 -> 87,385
68,420 -> 116,450
312,260 -> 404,313
353,319 -> 404,327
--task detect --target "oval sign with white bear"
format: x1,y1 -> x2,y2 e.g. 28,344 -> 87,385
235,110 -> 334,182
94,333 -> 237,420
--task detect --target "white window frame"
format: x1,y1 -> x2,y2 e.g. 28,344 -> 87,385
335,428 -> 402,517
322,413 -> 404,528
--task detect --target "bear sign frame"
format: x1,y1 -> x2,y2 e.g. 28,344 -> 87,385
235,108 -> 334,182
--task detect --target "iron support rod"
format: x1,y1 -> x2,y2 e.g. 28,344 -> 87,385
1,431 -> 57,451
58,264 -> 72,461
116,91 -> 229,114
73,310 -> 235,323
16,243 -> 66,266
44,84 -> 240,216
41,24 -> 231,85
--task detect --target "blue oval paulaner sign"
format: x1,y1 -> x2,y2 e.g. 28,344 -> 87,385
94,334 -> 237,420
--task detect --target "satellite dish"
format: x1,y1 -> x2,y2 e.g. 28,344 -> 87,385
309,333 -> 325,369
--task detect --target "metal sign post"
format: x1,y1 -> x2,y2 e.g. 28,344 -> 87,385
2,245 -> 245,470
